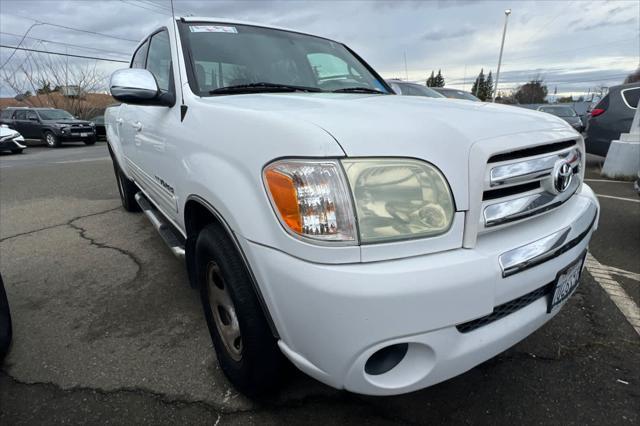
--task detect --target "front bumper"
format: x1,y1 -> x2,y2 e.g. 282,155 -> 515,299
0,138 -> 26,152
240,185 -> 599,395
55,128 -> 96,140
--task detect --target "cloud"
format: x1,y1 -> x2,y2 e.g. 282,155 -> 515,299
574,17 -> 638,32
0,0 -> 638,96
422,26 -> 475,41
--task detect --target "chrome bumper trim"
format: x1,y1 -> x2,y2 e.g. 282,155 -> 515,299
499,203 -> 597,277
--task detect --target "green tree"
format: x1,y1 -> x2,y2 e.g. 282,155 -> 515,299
514,79 -> 548,104
484,71 -> 494,100
471,69 -> 485,99
426,71 -> 436,87
434,69 -> 445,87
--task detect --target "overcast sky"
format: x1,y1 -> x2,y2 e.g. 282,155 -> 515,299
0,0 -> 638,97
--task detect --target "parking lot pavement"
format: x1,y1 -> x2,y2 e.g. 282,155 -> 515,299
0,146 -> 638,425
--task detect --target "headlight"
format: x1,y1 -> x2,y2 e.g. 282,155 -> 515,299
89,122 -> 96,127
264,158 -> 455,244
263,160 -> 358,243
342,159 -> 454,243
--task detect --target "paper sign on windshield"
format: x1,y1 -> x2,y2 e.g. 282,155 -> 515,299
189,25 -> 238,33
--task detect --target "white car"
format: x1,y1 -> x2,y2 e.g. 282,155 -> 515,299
105,17 -> 599,397
0,125 -> 26,154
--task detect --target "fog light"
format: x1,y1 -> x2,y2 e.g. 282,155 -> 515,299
364,343 -> 408,375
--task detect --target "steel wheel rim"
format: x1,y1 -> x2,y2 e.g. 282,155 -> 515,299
206,261 -> 243,361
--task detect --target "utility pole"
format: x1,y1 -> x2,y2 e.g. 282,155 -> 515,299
463,64 -> 467,91
493,9 -> 511,103
403,51 -> 408,81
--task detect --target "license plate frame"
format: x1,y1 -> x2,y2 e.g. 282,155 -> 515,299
548,250 -> 587,313
80,132 -> 89,137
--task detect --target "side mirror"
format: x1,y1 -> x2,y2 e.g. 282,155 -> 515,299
28,116 -> 38,121
109,68 -> 175,107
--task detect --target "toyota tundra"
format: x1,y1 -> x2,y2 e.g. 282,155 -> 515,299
105,17 -> 599,396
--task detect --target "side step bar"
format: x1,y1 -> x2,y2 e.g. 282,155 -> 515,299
135,192 -> 186,260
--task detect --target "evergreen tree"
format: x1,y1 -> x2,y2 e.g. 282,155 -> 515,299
484,71 -> 494,100
426,71 -> 436,87
435,69 -> 445,87
471,69 -> 485,99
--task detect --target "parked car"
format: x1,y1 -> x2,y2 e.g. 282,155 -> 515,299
0,107 -> 97,148
0,125 -> 26,154
0,274 -> 11,363
585,82 -> 639,157
386,80 -> 445,98
537,105 -> 584,132
432,87 -> 481,101
90,115 -> 106,140
106,17 -> 598,397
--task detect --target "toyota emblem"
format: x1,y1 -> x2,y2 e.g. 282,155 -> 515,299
553,161 -> 573,193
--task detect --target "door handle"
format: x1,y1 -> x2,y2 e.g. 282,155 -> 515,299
116,118 -> 123,126
131,121 -> 143,132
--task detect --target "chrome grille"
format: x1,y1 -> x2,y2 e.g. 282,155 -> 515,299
481,140 -> 581,229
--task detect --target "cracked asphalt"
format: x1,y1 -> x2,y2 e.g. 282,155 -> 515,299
0,145 -> 638,425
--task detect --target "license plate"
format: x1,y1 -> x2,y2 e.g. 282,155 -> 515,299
80,132 -> 89,137
548,252 -> 586,313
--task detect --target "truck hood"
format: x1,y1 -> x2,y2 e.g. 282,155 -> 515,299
201,93 -> 571,210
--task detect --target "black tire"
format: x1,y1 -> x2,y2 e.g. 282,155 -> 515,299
0,274 -> 12,363
197,224 -> 285,396
111,158 -> 140,212
84,137 -> 97,145
43,131 -> 61,148
10,148 -> 23,154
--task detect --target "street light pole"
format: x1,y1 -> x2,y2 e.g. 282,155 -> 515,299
492,8 -> 511,103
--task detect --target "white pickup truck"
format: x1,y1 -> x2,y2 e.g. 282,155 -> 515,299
106,17 -> 599,397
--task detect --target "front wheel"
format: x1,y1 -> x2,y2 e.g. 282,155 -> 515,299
197,224 -> 286,396
43,131 -> 60,148
111,158 -> 140,212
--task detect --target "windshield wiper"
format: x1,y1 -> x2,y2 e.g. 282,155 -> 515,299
332,87 -> 386,94
210,82 -> 323,94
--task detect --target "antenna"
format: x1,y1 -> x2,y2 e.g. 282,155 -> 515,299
170,0 -> 187,121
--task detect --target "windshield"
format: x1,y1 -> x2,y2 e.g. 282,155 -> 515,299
38,109 -> 74,120
392,82 -> 444,98
539,106 -> 576,117
437,89 -> 480,101
179,23 -> 389,95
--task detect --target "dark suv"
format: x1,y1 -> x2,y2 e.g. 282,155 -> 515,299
0,107 -> 97,148
585,82 -> 639,157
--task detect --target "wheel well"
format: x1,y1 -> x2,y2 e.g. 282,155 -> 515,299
183,198 -> 280,338
183,199 -> 226,289
184,199 -> 223,238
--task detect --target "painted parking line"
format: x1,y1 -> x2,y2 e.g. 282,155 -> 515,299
584,179 -> 631,183
594,194 -> 640,204
54,157 -> 110,164
585,253 -> 640,336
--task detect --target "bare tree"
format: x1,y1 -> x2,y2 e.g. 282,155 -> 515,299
1,47 -> 110,119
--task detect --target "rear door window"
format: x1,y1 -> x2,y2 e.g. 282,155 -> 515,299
621,87 -> 639,109
14,110 -> 27,120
